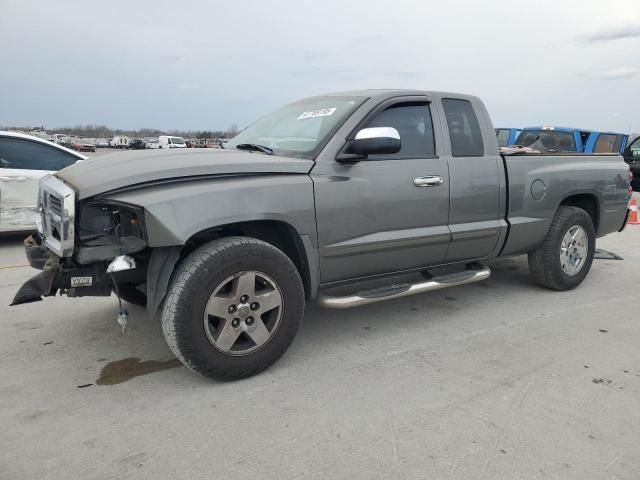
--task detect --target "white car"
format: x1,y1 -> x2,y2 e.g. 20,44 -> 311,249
0,131 -> 85,232
145,139 -> 160,149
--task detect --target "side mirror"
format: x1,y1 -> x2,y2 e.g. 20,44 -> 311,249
337,127 -> 401,162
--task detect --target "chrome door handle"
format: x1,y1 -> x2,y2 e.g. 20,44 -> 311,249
413,175 -> 443,187
0,176 -> 27,182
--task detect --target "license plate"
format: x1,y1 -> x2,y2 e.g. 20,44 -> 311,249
71,276 -> 93,287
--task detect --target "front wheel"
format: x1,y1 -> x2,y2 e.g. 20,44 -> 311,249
528,206 -> 596,291
161,237 -> 305,380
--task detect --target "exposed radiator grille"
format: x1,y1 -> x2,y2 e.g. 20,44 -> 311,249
47,193 -> 63,217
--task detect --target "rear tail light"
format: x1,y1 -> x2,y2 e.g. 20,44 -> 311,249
629,170 -> 634,202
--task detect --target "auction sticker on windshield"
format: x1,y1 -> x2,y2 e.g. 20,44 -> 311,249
298,108 -> 337,120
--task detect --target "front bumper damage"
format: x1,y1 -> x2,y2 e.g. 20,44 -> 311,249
11,234 -> 114,306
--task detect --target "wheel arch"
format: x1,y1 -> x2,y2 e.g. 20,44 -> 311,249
185,219 -> 314,298
558,193 -> 600,232
146,219 -> 318,316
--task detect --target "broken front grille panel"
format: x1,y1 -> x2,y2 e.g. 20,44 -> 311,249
37,175 -> 76,257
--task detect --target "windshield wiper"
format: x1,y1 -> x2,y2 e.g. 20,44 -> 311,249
235,143 -> 273,155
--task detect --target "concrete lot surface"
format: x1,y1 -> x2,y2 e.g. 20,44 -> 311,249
1,221 -> 639,479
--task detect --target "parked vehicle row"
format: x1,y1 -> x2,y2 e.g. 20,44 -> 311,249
10,90 -> 632,381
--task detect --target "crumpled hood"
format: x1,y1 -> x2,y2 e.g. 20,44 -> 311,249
56,149 -> 313,199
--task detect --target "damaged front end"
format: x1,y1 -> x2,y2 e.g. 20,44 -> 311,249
11,176 -> 149,306
11,233 -> 61,305
12,238 -> 116,305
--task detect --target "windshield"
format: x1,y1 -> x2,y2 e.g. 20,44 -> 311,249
226,96 -> 364,159
516,130 -> 577,151
170,137 -> 185,145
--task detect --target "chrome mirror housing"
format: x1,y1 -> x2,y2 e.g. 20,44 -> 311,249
337,127 -> 401,162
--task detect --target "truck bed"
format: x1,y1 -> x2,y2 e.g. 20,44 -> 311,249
499,152 -> 630,257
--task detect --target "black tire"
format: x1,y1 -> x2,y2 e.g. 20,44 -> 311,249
117,286 -> 147,307
528,206 -> 596,291
161,237 -> 305,380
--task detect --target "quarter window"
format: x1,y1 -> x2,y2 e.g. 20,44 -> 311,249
0,138 -> 79,171
442,99 -> 484,157
496,129 -> 510,147
363,103 -> 435,159
594,134 -> 617,153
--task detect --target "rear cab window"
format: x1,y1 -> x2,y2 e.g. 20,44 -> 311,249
442,98 -> 484,156
0,137 -> 78,171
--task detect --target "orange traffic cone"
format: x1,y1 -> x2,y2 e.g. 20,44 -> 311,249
629,198 -> 639,225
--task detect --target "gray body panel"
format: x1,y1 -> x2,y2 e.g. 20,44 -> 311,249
499,154 -> 629,256
48,89 -> 629,300
105,174 -> 317,248
56,149 -> 312,199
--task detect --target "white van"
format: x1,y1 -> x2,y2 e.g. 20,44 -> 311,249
111,136 -> 130,149
159,136 -> 186,149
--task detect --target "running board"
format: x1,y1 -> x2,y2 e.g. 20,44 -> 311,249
317,264 -> 491,309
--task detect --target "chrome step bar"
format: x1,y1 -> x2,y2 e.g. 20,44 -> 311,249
317,264 -> 491,309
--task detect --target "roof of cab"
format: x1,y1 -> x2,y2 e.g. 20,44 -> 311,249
308,89 -> 481,102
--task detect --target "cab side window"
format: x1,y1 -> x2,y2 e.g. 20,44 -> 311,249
0,138 -> 77,171
442,98 -> 484,157
496,129 -> 510,147
364,103 -> 435,159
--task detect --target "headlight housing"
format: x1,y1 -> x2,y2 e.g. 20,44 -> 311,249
38,175 -> 76,257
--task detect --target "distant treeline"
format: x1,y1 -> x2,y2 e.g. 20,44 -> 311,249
1,124 -> 240,139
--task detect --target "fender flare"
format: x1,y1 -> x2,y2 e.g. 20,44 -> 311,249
146,246 -> 182,316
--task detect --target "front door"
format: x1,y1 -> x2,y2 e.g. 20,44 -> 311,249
312,100 -> 450,284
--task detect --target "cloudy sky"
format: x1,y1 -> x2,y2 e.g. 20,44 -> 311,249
1,0 -> 639,132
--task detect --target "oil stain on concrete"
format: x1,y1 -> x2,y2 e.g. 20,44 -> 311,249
97,357 -> 182,385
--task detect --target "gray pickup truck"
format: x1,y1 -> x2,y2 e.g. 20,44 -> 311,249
12,90 -> 632,380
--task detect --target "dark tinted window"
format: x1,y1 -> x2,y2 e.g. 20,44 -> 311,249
364,103 -> 435,158
496,129 -> 510,147
628,137 -> 640,159
442,99 -> 484,156
0,137 -> 78,171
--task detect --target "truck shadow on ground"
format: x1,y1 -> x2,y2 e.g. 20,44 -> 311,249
47,253 -> 618,386
68,256 -> 537,385
299,256 -> 535,340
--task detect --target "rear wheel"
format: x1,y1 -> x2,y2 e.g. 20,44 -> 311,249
161,237 -> 305,380
528,206 -> 595,291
